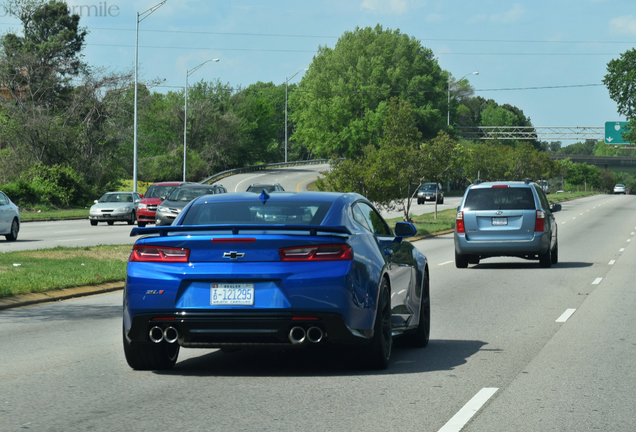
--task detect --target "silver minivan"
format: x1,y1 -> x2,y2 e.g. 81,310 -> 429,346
454,180 -> 561,268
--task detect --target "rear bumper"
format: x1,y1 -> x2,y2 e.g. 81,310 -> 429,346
454,231 -> 550,258
126,311 -> 370,347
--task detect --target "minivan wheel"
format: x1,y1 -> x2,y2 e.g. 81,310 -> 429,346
550,241 -> 559,265
455,251 -> 468,268
539,244 -> 552,268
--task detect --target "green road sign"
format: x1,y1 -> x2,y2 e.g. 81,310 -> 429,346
605,121 -> 630,144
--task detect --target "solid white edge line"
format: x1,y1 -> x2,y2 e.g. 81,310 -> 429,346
592,277 -> 603,285
438,388 -> 499,432
439,261 -> 454,266
556,308 -> 576,323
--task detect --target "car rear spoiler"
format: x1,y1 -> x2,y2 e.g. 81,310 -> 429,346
130,224 -> 352,237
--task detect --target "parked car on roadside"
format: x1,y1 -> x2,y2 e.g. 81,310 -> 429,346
89,192 -> 141,226
155,184 -> 227,226
137,182 -> 189,227
417,183 -> 444,205
123,191 -> 430,371
246,183 -> 285,193
613,184 -> 627,195
0,190 -> 20,241
454,179 -> 561,268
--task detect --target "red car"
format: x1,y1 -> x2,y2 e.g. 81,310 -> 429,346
137,182 -> 189,227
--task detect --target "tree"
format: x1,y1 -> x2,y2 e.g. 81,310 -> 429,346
604,49 -> 636,143
290,25 -> 447,158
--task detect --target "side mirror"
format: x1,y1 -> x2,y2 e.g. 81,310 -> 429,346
550,203 -> 562,212
394,222 -> 417,238
135,199 -> 141,204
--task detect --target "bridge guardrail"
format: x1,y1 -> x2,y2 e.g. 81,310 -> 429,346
199,159 -> 332,185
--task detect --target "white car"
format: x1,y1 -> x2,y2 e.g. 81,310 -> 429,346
0,190 -> 20,241
613,184 -> 627,195
89,191 -> 141,226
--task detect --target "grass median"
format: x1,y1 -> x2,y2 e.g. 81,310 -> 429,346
0,245 -> 130,298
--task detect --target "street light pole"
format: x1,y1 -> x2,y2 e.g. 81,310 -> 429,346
447,71 -> 479,127
285,68 -> 308,163
133,0 -> 167,193
184,58 -> 220,182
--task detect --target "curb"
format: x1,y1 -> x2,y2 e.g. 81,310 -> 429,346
0,282 -> 124,311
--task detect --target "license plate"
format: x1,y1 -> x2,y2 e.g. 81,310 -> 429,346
210,283 -> 254,305
492,217 -> 508,226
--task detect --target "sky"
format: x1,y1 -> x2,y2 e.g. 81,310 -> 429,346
1,0 -> 635,145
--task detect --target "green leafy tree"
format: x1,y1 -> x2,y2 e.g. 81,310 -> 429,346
290,25 -> 447,158
604,49 -> 636,143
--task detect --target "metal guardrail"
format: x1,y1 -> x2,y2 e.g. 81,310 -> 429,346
199,159 -> 331,185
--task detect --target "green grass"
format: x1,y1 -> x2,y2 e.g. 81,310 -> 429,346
20,208 -> 89,221
0,245 -> 130,298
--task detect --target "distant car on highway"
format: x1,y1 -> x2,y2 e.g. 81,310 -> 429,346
137,181 -> 189,227
0,190 -> 20,241
123,191 -> 430,370
89,192 -> 141,226
454,180 -> 561,268
416,182 -> 444,204
613,184 -> 627,195
246,183 -> 285,193
155,184 -> 227,226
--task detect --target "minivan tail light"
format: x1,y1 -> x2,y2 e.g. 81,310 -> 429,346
130,245 -> 190,262
534,210 -> 546,232
279,244 -> 353,261
456,211 -> 465,234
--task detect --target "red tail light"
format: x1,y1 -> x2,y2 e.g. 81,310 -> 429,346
456,211 -> 465,234
129,245 -> 190,262
279,244 -> 353,261
534,210 -> 546,232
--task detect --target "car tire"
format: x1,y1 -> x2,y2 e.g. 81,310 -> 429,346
123,325 -> 179,370
5,218 -> 19,241
137,222 -> 146,228
417,199 -> 423,205
360,278 -> 392,369
128,211 -> 136,225
439,197 -> 444,204
551,240 -> 558,265
90,220 -> 98,226
455,251 -> 468,268
107,221 -> 114,225
404,271 -> 430,348
539,242 -> 552,268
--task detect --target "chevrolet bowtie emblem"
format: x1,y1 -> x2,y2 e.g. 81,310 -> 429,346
223,251 -> 245,259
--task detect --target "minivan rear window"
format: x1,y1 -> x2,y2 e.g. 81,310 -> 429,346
464,187 -> 536,211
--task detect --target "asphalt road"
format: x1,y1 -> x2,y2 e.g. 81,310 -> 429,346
1,193 -> 635,431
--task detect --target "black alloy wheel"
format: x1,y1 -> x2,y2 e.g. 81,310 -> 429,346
360,278 -> 392,369
404,271 -> 430,348
123,325 -> 179,370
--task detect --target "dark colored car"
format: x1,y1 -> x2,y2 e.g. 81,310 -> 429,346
0,190 -> 20,241
137,182 -> 189,227
417,182 -> 444,205
454,180 -> 561,268
246,183 -> 285,193
123,191 -> 430,371
155,183 -> 227,226
89,192 -> 141,226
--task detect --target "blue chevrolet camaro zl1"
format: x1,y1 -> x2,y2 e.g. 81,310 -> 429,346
123,191 -> 430,370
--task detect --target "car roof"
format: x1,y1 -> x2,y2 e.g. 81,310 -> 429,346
149,181 -> 188,186
174,183 -> 221,189
468,181 -> 535,189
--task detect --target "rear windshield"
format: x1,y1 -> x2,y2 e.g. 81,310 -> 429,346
145,185 -> 178,199
181,201 -> 332,225
168,187 -> 217,202
247,185 -> 280,193
419,183 -> 438,191
463,187 -> 536,211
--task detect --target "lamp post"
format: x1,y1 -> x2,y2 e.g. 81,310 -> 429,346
133,0 -> 167,193
447,71 -> 479,127
285,68 -> 308,163
184,58 -> 220,181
